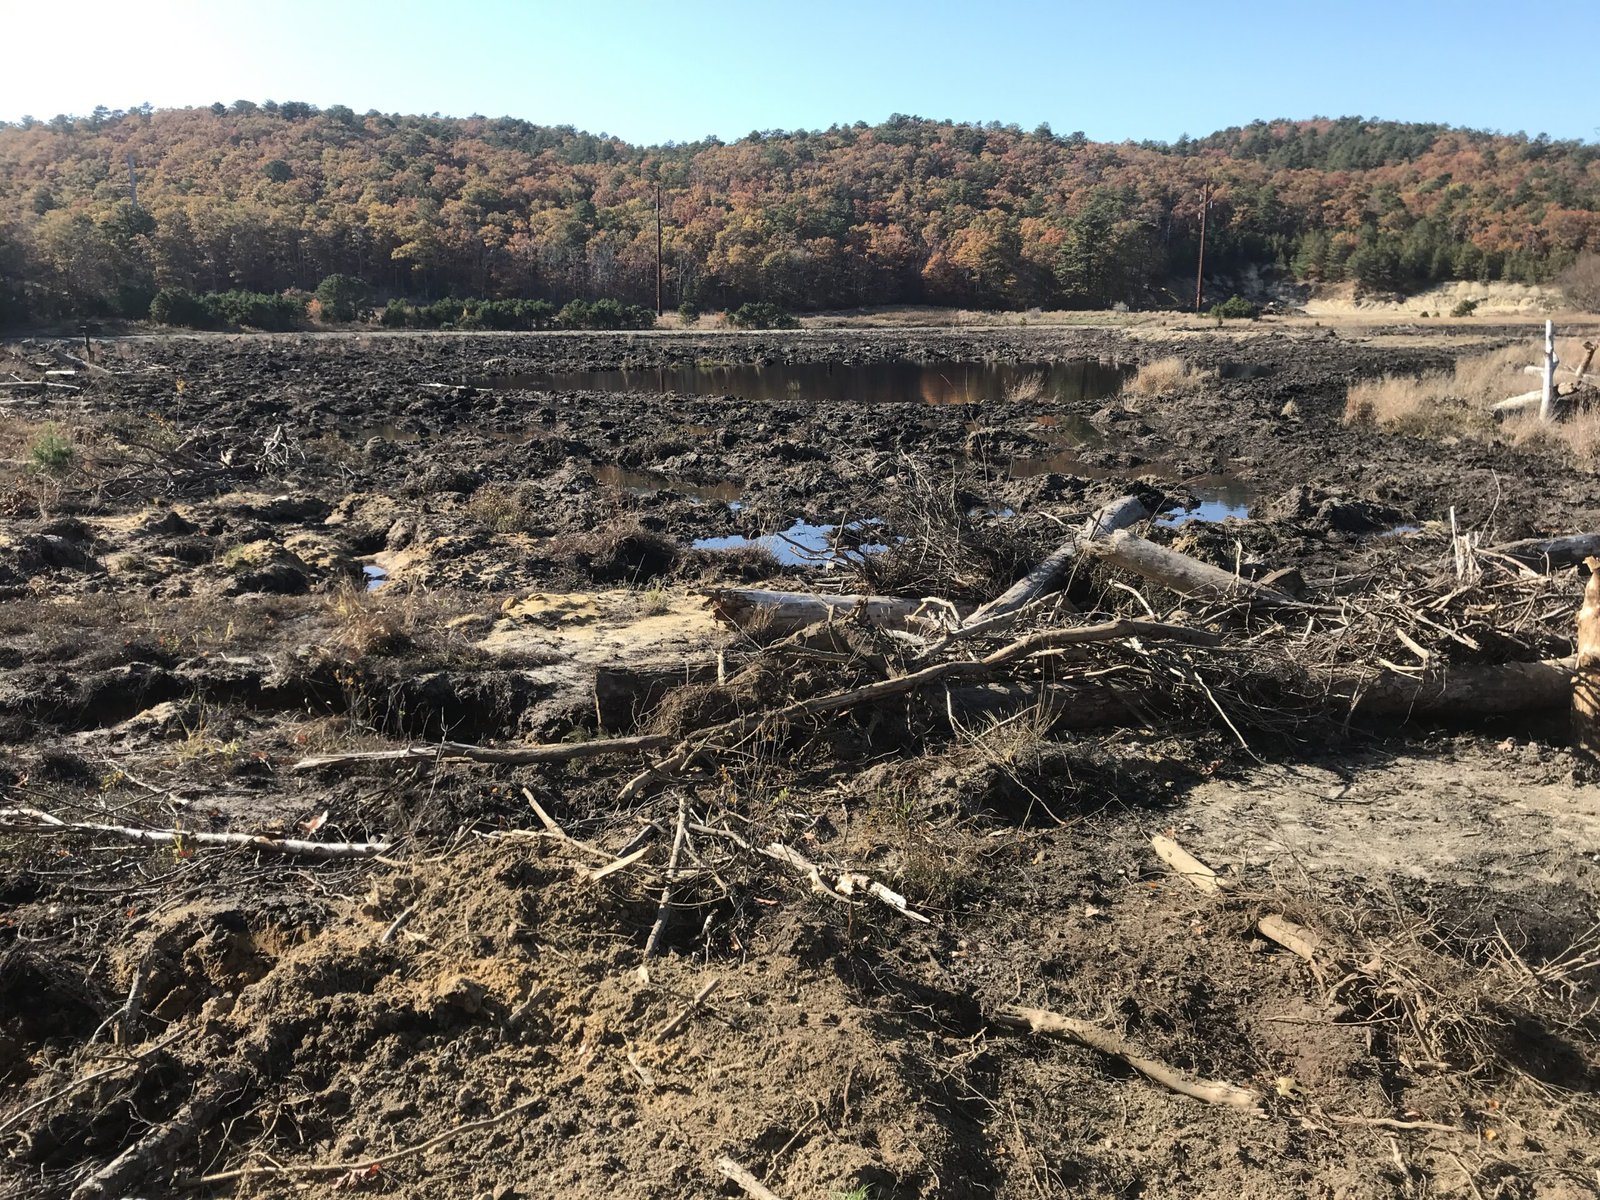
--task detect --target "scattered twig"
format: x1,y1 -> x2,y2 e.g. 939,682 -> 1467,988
638,793 -> 691,983
715,1156 -> 786,1200
0,1030 -> 182,1139
991,1004 -> 1262,1111
292,733 -> 674,772
179,1096 -> 544,1187
655,976 -> 722,1041
0,807 -> 392,859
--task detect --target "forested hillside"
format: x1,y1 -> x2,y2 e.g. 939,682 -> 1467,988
2,103 -> 1598,323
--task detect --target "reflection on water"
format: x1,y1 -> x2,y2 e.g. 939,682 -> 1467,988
693,520 -> 890,567
362,563 -> 390,591
1156,476 -> 1256,525
479,360 -> 1129,406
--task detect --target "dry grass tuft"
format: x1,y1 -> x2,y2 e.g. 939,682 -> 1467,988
1344,338 -> 1599,460
1505,406 -> 1600,462
467,484 -> 537,534
1004,371 -> 1047,404
1124,356 -> 1216,398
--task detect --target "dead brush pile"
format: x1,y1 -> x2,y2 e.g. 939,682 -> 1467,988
4,475 -> 1599,1196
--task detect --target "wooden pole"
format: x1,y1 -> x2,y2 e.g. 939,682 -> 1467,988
1577,557 -> 1600,755
1194,181 -> 1210,313
1540,319 -> 1557,422
655,185 -> 663,318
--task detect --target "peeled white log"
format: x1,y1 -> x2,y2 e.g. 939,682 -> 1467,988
1493,389 -> 1544,415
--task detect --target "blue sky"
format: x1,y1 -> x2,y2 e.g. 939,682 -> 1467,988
3,0 -> 1595,144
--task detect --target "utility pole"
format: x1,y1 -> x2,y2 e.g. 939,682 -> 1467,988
127,153 -> 139,209
1194,181 -> 1210,313
655,185 -> 663,318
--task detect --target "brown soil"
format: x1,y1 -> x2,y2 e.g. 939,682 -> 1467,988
1,326 -> 1598,1200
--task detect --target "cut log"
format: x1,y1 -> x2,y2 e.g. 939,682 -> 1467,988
707,588 -> 953,635
959,494 -> 1148,630
1489,532 -> 1600,572
1577,558 -> 1600,755
1085,529 -> 1308,610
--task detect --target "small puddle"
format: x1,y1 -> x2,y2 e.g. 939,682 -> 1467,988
592,464 -> 743,505
362,563 -> 390,591
476,360 -> 1129,406
693,520 -> 890,568
1156,477 -> 1256,526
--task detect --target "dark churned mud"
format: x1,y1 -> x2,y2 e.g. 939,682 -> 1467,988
0,325 -> 1597,1200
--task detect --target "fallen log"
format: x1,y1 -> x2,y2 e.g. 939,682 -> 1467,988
991,1005 -> 1261,1110
1488,532 -> 1600,572
707,588 -> 954,635
958,494 -> 1148,630
1325,657 -> 1574,720
1577,559 -> 1600,755
1085,529 -> 1308,611
1492,389 -> 1544,417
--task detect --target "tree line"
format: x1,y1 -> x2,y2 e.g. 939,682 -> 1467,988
1,104 -> 1597,325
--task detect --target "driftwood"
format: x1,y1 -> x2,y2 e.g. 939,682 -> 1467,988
1085,529 -> 1307,610
291,643 -> 1572,799
959,494 -> 1148,629
1257,914 -> 1325,962
0,807 -> 392,859
1489,532 -> 1600,572
708,588 -> 955,634
991,1005 -> 1261,1110
1577,558 -> 1600,754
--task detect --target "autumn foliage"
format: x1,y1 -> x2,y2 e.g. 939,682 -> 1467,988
1,103 -> 1598,324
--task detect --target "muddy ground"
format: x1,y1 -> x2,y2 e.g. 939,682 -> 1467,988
1,324 -> 1598,1200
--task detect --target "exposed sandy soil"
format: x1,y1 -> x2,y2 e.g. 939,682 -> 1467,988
0,326 -> 1597,1200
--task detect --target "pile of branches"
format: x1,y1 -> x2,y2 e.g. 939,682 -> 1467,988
3,497 -> 1594,1199
290,496 -> 1589,792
